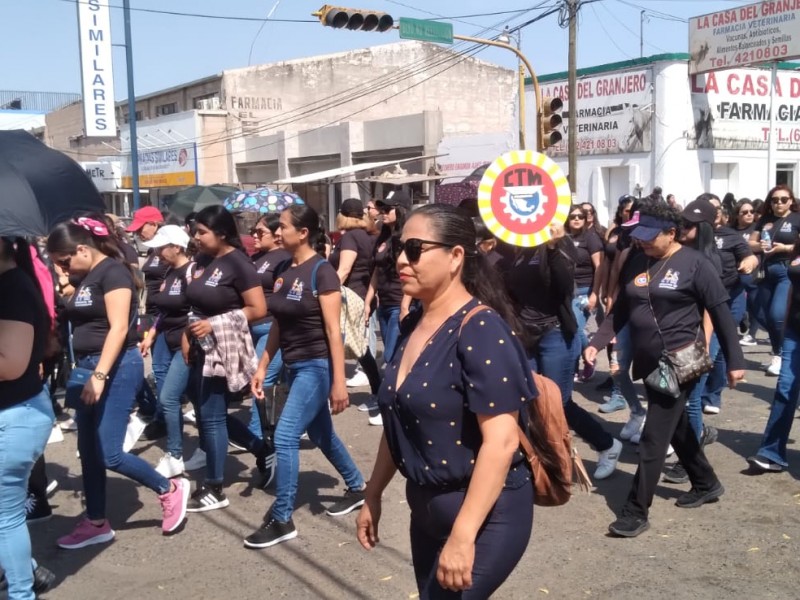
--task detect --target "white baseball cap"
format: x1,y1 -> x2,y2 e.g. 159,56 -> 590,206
143,224 -> 190,249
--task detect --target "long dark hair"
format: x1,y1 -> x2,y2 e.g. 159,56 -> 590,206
566,204 -> 587,235
733,198 -> 754,229
763,184 -> 798,219
257,212 -> 281,235
195,205 -> 243,251
613,197 -> 634,228
283,204 -> 327,257
693,221 -> 718,262
47,220 -> 124,261
1,237 -> 50,333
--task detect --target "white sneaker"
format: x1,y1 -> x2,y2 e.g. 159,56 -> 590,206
703,405 -> 720,415
595,439 -> 622,480
123,413 -> 147,453
155,453 -> 185,478
356,396 -> 378,412
666,444 -> 675,457
767,355 -> 782,376
620,414 -> 645,441
368,412 -> 384,427
739,334 -> 757,346
59,417 -> 78,432
346,370 -> 369,388
183,409 -> 197,426
184,448 -> 207,471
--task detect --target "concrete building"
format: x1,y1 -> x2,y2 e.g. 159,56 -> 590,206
525,54 -> 800,225
46,41 -> 517,220
0,91 -> 79,138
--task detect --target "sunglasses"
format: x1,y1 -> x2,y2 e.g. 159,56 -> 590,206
739,209 -> 754,215
569,214 -> 586,220
378,205 -> 395,215
397,238 -> 454,262
54,256 -> 73,269
250,228 -> 270,238
772,196 -> 792,204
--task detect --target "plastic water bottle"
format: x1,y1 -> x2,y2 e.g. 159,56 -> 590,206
187,311 -> 215,352
761,229 -> 772,250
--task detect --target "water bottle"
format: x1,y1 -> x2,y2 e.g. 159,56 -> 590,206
761,229 -> 772,250
578,295 -> 590,311
187,311 -> 215,352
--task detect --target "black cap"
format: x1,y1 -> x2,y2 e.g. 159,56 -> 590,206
339,198 -> 364,218
376,189 -> 412,210
682,198 -> 717,225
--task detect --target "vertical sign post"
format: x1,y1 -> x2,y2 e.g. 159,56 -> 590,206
76,0 -> 116,137
122,0 -> 140,210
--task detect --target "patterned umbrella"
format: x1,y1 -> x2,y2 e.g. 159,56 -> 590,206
223,188 -> 304,214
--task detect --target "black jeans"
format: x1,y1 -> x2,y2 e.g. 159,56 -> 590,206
622,384 -> 719,519
358,349 -> 382,396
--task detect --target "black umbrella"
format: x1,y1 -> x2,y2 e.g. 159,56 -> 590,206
0,130 -> 106,237
165,184 -> 239,218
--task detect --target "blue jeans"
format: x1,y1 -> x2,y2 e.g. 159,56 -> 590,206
741,273 -> 761,337
152,335 -> 190,458
755,327 -> 800,467
529,327 -> 613,452
271,358 -> 364,522
76,348 -> 170,520
248,322 -> 284,439
0,389 -> 54,600
377,304 -> 401,364
610,325 -> 645,416
756,262 -> 791,355
571,285 -> 591,351
195,374 -> 229,486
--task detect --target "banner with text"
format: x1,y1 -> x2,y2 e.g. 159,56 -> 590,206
77,0 -> 116,137
533,69 -> 653,157
690,67 -> 800,150
122,145 -> 198,188
689,0 -> 800,75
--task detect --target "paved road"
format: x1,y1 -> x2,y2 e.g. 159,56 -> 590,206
28,340 -> 800,599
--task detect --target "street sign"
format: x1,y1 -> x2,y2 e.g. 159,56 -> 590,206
477,150 -> 572,247
689,0 -> 800,75
398,17 -> 453,45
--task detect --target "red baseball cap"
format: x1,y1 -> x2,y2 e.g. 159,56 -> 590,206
125,206 -> 164,232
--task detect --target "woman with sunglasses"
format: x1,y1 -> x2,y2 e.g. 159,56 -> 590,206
47,219 -> 190,549
582,202 -> 606,238
567,205 -> 605,381
733,199 -> 761,346
356,204 -> 542,598
749,185 -> 800,376
245,204 -> 365,549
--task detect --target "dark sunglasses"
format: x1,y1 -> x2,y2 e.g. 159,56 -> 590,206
250,228 -> 270,238
569,214 -> 586,220
738,209 -> 754,215
397,238 -> 454,262
378,205 -> 395,215
772,196 -> 792,204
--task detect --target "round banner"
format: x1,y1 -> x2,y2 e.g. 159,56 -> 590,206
477,150 -> 572,247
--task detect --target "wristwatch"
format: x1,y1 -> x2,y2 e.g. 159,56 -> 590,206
92,371 -> 108,381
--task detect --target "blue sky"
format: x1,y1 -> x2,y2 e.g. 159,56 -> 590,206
2,0 -> 755,98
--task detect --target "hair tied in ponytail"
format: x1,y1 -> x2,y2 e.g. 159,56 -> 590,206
75,217 -> 109,237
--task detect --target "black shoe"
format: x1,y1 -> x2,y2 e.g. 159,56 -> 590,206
595,376 -> 614,392
325,488 -> 365,516
243,516 -> 297,549
143,419 -> 167,441
186,484 -> 230,513
663,463 -> 689,484
608,516 -> 650,537
701,425 -> 718,448
0,563 -> 56,594
675,482 -> 725,508
25,493 -> 52,523
257,452 -> 276,489
747,455 -> 784,473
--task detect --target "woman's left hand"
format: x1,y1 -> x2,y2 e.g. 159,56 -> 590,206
587,292 -> 598,312
188,319 -> 212,338
437,535 -> 475,592
81,377 -> 105,405
727,369 -> 745,388
329,382 -> 349,415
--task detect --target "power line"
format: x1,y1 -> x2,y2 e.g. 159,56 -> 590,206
615,0 -> 687,23
55,0 -> 316,22
598,1 -> 671,54
590,4 -> 636,60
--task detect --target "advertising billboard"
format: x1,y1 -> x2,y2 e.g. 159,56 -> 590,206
76,0 -> 116,137
122,145 -> 198,188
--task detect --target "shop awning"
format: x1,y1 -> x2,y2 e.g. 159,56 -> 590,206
358,174 -> 450,185
272,154 -> 442,185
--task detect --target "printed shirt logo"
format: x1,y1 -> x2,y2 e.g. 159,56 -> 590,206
257,260 -> 271,274
74,286 -> 93,307
204,268 -> 223,287
273,277 -> 284,293
781,221 -> 793,233
168,278 -> 183,296
286,278 -> 304,301
658,269 -> 681,290
151,256 -> 160,267
715,236 -> 724,250
634,273 -> 649,287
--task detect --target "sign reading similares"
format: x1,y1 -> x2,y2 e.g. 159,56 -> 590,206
77,0 -> 116,137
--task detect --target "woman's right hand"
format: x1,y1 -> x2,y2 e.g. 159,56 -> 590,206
356,494 -> 382,550
583,346 -> 598,366
251,368 -> 266,401
363,305 -> 371,327
139,336 -> 153,358
181,336 -> 191,365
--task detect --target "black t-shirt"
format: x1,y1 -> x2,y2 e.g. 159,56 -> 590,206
119,240 -> 139,265
150,262 -> 192,352
67,258 -> 139,356
252,248 -> 292,325
185,250 -> 261,319
569,230 -> 603,288
755,212 -> 800,265
736,223 -> 757,244
613,247 -> 729,379
329,228 -> 375,299
141,250 -> 170,315
270,256 -> 340,363
715,226 -> 753,289
787,256 -> 800,335
373,226 -> 403,307
0,269 -> 47,408
604,226 -> 622,261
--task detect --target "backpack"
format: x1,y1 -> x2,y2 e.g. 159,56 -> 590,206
459,306 -> 592,507
275,258 -> 368,360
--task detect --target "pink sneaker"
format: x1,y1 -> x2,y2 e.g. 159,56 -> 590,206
160,478 -> 190,534
57,518 -> 115,549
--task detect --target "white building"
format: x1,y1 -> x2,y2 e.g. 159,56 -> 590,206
526,53 -> 800,224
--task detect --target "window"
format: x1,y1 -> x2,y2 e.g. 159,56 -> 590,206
123,110 -> 143,123
156,102 -> 178,116
194,94 -> 220,110
776,163 -> 796,191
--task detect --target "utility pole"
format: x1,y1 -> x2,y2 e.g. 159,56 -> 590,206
567,0 -> 578,193
640,10 -> 646,58
123,0 -> 141,210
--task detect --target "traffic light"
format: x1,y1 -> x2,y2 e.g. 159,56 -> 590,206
313,5 -> 394,32
538,96 -> 564,152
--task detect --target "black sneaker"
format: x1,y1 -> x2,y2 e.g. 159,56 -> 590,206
143,419 -> 167,441
675,482 -> 725,508
701,425 -> 719,448
243,516 -> 297,549
186,484 -> 230,513
25,493 -> 52,523
608,516 -> 650,538
257,452 -> 276,489
0,563 -> 56,594
747,455 -> 784,473
325,488 -> 365,516
662,463 -> 689,484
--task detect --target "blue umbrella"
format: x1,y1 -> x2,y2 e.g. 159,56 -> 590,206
223,188 -> 304,214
